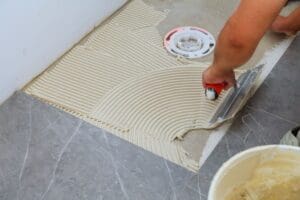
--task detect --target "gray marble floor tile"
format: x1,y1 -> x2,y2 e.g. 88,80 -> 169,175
0,92 -> 201,200
0,92 -> 32,200
42,122 -> 126,200
19,107 -> 81,200
248,36 -> 300,124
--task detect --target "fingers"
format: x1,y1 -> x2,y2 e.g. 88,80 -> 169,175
271,15 -> 297,36
202,65 -> 237,90
202,67 -> 224,86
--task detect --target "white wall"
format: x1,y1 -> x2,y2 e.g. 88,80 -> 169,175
0,0 -> 127,104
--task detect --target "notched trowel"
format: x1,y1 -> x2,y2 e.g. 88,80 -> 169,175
208,65 -> 264,125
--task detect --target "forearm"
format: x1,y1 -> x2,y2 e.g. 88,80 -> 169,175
212,17 -> 259,72
211,0 -> 287,72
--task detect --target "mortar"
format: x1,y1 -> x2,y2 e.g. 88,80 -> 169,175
208,145 -> 300,200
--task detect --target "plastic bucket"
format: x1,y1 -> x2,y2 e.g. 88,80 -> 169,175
208,145 -> 300,200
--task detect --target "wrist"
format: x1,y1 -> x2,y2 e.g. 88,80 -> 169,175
210,64 -> 233,76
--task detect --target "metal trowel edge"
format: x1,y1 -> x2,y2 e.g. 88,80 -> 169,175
209,64 -> 264,125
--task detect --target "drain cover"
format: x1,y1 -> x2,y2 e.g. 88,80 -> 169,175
164,26 -> 215,59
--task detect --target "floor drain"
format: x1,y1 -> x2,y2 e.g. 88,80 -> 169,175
164,26 -> 215,59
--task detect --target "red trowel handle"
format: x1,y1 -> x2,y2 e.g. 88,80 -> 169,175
205,82 -> 227,95
204,82 -> 228,100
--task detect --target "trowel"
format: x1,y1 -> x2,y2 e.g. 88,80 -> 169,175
207,65 -> 263,125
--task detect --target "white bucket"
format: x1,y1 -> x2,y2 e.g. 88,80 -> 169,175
208,145 -> 300,200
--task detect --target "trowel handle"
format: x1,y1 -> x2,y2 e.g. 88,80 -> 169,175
204,82 -> 227,100
205,82 -> 227,95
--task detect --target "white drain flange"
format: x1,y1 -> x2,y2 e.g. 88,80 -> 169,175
164,26 -> 215,59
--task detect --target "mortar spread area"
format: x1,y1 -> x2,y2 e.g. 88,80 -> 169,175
24,0 -> 297,171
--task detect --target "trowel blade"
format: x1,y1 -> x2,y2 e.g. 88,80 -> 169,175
209,65 -> 264,125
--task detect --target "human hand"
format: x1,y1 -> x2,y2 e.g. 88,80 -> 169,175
202,65 -> 236,90
271,16 -> 297,36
